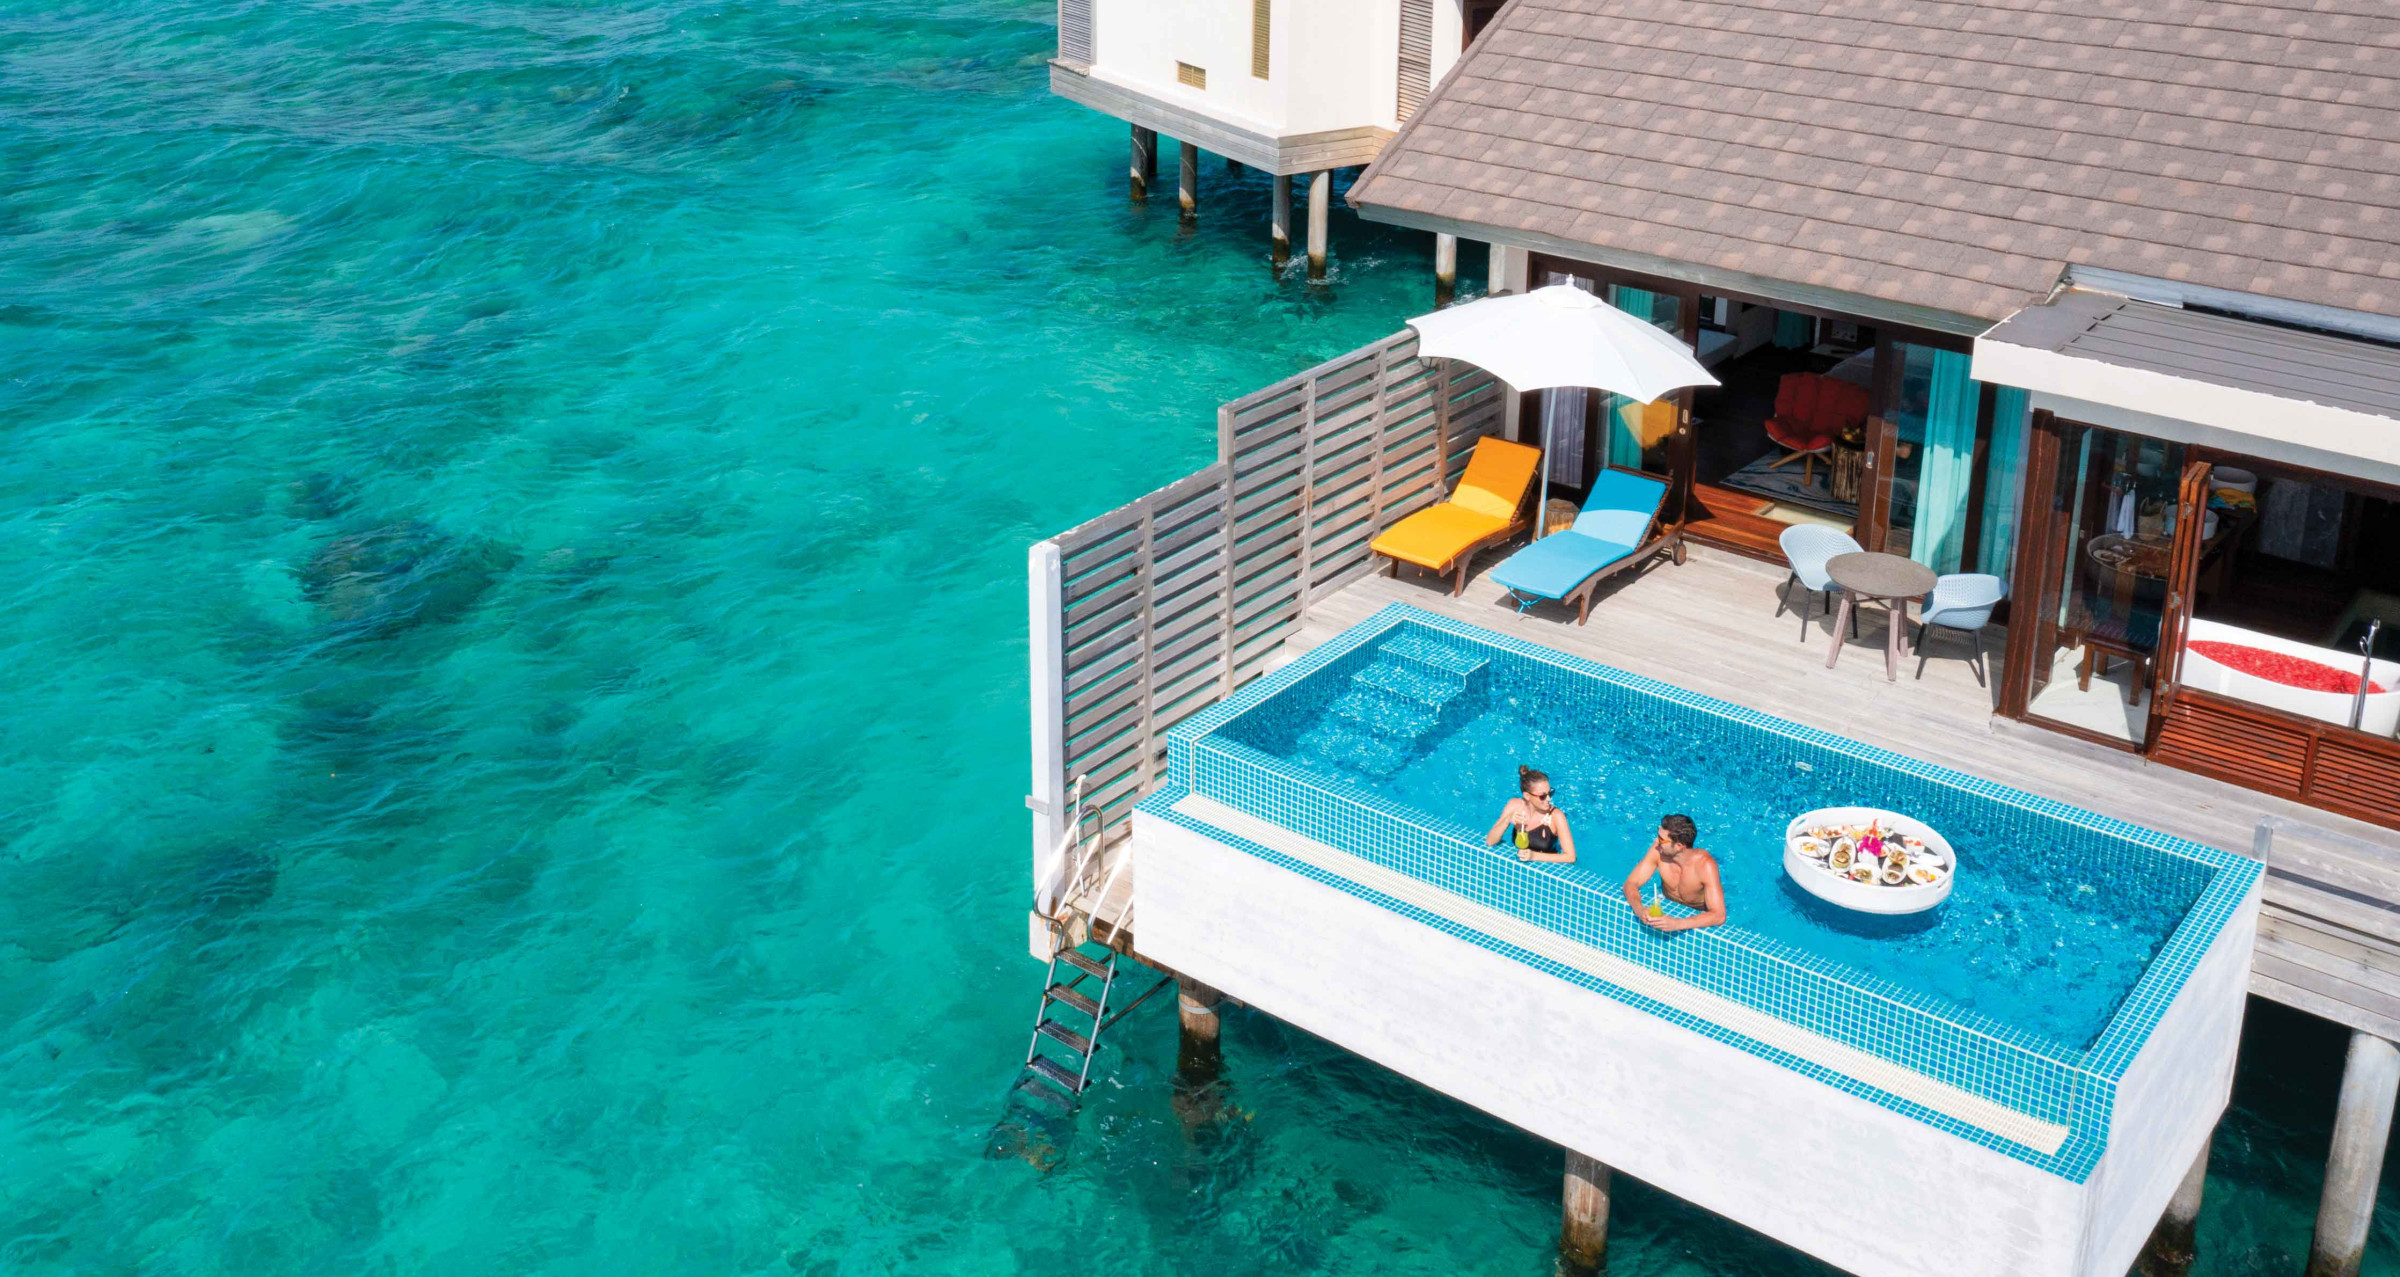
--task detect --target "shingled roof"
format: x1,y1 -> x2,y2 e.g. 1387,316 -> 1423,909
1348,0 -> 2400,328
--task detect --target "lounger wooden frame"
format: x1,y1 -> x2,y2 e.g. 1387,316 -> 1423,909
1562,525 -> 1686,624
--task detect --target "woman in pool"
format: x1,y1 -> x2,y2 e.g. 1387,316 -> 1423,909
1486,765 -> 1576,863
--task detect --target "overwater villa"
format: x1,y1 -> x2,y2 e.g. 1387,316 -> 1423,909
1049,0 -> 1497,285
1021,2 -> 2400,1274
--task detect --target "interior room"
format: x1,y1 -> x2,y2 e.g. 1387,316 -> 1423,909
2021,441 -> 2400,746
1687,300 -> 1883,541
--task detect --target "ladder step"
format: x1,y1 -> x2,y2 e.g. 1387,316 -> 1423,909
1058,949 -> 1112,979
1036,1019 -> 1093,1055
1012,1076 -> 1077,1115
1026,1054 -> 1085,1094
1046,985 -> 1102,1018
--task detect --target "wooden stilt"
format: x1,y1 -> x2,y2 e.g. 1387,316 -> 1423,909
1488,239 -> 1510,295
2135,1139 -> 2210,1276
1130,126 -> 1156,202
1225,155 -> 1241,173
1179,141 -> 1200,225
1306,170 -> 1330,280
1171,976 -> 1225,1133
1560,1150 -> 1611,1275
2310,1031 -> 2400,1277
1175,976 -> 1222,1084
1271,174 -> 1292,268
1434,232 -> 1458,306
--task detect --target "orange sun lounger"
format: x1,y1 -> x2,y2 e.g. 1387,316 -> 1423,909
1370,436 -> 1543,595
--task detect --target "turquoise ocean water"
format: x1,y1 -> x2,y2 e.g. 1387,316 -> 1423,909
1,0 -> 2394,1271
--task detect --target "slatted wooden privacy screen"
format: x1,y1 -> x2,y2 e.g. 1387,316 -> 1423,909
1030,332 -> 1504,854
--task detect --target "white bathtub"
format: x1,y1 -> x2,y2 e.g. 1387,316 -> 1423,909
2180,618 -> 2400,737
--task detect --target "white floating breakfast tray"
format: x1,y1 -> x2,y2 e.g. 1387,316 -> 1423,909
1784,806 -> 1957,915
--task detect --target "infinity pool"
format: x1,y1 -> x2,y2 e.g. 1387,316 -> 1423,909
1192,608 -> 2242,1055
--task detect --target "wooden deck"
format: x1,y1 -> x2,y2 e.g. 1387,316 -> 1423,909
1278,545 -> 2400,1039
1683,481 -> 1803,561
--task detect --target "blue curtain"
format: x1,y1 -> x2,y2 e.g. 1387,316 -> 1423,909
1908,348 -> 1980,576
1976,387 -> 2031,578
1773,310 -> 1811,349
1607,288 -> 1659,469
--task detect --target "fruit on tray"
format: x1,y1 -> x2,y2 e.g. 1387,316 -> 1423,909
1794,821 -> 1946,888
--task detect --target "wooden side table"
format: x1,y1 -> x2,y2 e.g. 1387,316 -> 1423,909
1829,442 -> 1865,504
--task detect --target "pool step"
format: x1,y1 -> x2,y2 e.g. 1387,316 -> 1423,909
1350,659 -> 1463,711
1327,685 -> 1442,738
1298,721 -> 1411,777
1382,633 -> 1489,680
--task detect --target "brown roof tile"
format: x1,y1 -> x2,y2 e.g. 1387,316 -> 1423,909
1351,0 -> 2400,321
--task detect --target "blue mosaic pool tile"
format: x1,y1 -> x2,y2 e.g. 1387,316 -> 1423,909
1148,603 -> 2264,1184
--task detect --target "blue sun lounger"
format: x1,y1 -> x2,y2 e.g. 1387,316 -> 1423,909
1489,468 -> 1683,624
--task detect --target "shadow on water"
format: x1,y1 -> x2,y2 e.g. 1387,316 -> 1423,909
1775,875 -> 1944,937
298,519 -> 518,642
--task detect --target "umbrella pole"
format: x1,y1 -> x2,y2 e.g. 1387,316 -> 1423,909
1535,402 -> 1551,540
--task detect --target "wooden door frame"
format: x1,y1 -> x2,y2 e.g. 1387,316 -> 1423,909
1857,331 -> 1901,551
1958,381 -> 2000,573
2141,457 -> 2215,750
1997,409 -> 2066,718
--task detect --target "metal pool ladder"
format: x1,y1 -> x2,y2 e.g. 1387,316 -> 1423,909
1013,778 -> 1170,1109
1023,922 -> 1120,1098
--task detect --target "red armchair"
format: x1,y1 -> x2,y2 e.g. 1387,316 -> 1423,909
1764,373 -> 1869,487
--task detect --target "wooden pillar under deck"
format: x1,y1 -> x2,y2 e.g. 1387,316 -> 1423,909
1175,976 -> 1222,1084
2310,1031 -> 2400,1277
1434,233 -> 1459,306
1271,174 -> 1293,268
2134,1139 -> 2210,1276
1560,1149 -> 1611,1274
1130,126 -> 1156,202
1305,170 -> 1331,280
1178,141 -> 1200,225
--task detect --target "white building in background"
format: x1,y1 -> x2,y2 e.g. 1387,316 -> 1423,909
1049,0 -> 1498,285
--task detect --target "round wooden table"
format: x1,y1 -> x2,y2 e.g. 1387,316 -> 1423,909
1824,552 -> 1939,682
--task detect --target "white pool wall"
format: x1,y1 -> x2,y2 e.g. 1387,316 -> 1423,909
2074,865 -> 2261,1273
1132,807 -> 2260,1277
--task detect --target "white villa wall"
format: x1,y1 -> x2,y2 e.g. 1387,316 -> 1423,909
1133,809 -> 2258,1277
2073,874 -> 2260,1273
1092,0 -> 1286,136
1082,0 -> 1466,142
1284,0 -> 1396,135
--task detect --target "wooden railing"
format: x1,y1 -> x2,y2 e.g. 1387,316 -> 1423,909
1028,331 -> 1505,900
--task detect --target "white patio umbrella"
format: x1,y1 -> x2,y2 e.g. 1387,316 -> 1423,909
1406,284 -> 1720,535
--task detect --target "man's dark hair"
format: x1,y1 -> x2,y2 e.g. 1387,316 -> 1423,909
1661,814 -> 1698,848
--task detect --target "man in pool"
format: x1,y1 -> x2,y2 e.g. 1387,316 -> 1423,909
1623,814 -> 1726,932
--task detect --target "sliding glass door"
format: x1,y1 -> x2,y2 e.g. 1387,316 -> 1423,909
1876,339 -> 2031,577
2011,421 -> 2189,745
